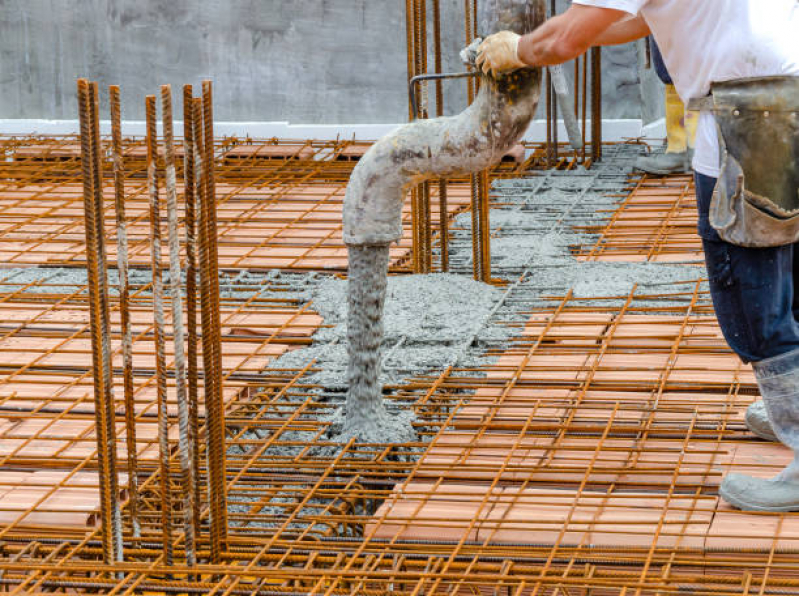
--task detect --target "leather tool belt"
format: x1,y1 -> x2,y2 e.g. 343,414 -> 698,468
689,76 -> 799,247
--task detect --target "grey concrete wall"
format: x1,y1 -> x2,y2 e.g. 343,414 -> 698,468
0,0 -> 661,124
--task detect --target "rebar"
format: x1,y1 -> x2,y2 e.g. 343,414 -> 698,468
109,84 -> 140,538
76,79 -> 122,565
145,94 -> 173,566
182,84 -> 203,537
469,170 -> 491,283
464,0 -> 475,103
199,82 -> 229,561
591,47 -> 603,162
1,132 -> 798,596
161,84 -> 197,566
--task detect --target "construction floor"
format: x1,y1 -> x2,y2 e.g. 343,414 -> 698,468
0,135 -> 796,595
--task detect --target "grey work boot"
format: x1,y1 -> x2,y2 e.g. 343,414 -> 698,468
720,348 -> 799,512
634,150 -> 692,176
745,400 -> 779,442
720,473 -> 799,512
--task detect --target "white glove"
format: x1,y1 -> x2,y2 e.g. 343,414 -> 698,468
476,31 -> 526,77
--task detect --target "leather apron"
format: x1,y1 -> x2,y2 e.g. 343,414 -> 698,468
690,76 -> 799,247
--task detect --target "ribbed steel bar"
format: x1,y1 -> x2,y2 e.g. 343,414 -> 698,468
182,85 -> 203,536
200,81 -> 228,561
145,94 -> 174,566
431,0 -> 449,272
591,47 -> 603,162
437,179 -> 449,272
414,0 -> 428,119
478,168 -> 491,283
432,0 -> 443,117
76,78 -> 122,566
405,0 -> 417,121
464,0 -> 475,103
469,173 -> 481,281
420,181 -> 432,273
89,81 -> 124,563
109,84 -> 140,538
161,84 -> 197,566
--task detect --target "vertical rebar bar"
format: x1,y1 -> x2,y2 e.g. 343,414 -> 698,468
546,68 -> 553,169
77,78 -> 122,567
91,81 -> 124,564
478,169 -> 491,283
431,0 -> 449,272
550,0 -> 558,163
405,0 -> 417,121
470,173 -> 481,281
581,54 -> 588,163
591,47 -> 603,162
464,0 -> 474,103
161,84 -> 197,567
432,0 -> 443,117
182,85 -> 203,537
437,179 -> 449,273
421,180 -> 432,272
109,85 -> 139,539
414,0 -> 428,119
412,0 -> 432,274
146,94 -> 174,566
200,81 -> 228,562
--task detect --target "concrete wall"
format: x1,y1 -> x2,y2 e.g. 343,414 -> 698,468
0,0 -> 661,124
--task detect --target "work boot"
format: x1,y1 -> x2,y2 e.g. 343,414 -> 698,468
636,84 -> 698,176
719,473 -> 799,512
745,400 -> 778,441
720,349 -> 799,511
634,150 -> 692,176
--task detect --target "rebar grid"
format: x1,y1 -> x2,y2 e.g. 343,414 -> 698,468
1,131 -> 790,595
3,285 -> 799,595
0,271 -> 322,537
0,136 -> 507,272
577,174 -> 703,263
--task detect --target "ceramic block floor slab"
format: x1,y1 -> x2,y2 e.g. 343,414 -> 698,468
367,170 -> 799,592
577,174 -> 706,263
2,137 -> 797,595
0,274 -> 323,536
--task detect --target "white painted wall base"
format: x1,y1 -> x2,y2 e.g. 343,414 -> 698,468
0,118 -> 667,145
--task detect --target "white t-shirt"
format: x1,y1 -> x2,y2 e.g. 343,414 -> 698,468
572,0 -> 799,177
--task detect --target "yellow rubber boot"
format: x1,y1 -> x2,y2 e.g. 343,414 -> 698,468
636,85 -> 696,175
684,94 -> 698,151
665,84 -> 688,153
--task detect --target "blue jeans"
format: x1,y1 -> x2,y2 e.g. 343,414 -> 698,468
650,38 -> 672,86
696,173 -> 799,363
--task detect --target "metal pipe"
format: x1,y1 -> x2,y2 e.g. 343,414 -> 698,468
549,64 -> 584,151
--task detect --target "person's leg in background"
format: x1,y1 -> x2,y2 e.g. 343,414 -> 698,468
694,173 -> 799,510
635,39 -> 698,175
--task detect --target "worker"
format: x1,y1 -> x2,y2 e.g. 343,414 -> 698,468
634,39 -> 698,176
477,1 -> 799,511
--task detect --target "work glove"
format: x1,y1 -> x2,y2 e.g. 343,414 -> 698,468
476,31 -> 526,77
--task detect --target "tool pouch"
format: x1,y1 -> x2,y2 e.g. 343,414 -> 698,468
691,77 -> 799,247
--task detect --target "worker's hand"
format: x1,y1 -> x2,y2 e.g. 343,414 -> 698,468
476,31 -> 526,77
